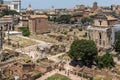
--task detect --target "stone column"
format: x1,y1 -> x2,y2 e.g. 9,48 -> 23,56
7,23 -> 10,40
0,26 -> 3,51
10,23 -> 13,31
5,24 -> 7,31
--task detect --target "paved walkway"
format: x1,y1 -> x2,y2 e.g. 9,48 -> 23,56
48,53 -> 66,62
13,36 -> 85,80
36,69 -> 85,80
36,52 -> 86,80
13,35 -> 53,60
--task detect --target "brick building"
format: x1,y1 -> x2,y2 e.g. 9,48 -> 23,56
0,4 -> 8,11
29,15 -> 50,34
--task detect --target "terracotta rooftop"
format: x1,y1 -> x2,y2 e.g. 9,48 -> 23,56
95,13 -> 117,20
106,15 -> 117,20
30,15 -> 48,19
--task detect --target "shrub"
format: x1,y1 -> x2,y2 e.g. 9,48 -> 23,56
63,32 -> 67,35
83,32 -> 87,37
97,52 -> 115,69
25,59 -> 31,63
79,28 -> 82,31
32,72 -> 41,80
20,27 -> 30,36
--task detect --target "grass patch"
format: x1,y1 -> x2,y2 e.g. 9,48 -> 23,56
117,70 -> 120,75
10,37 -> 37,47
19,27 -> 30,36
46,73 -> 71,80
94,75 -> 112,80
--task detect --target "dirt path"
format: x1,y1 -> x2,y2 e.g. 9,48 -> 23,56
36,69 -> 85,80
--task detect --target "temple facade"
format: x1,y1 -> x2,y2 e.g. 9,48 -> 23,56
87,13 -> 119,50
4,0 -> 21,12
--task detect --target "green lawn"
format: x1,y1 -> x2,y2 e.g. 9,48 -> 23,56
94,75 -> 112,80
46,73 -> 71,80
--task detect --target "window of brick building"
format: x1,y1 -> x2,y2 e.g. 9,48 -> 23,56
99,20 -> 102,26
39,19 -> 41,23
99,32 -> 102,45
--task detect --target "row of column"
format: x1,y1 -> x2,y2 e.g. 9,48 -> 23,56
0,23 -> 14,31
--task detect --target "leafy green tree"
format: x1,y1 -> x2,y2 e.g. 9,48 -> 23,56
56,15 -> 71,24
60,31 -> 67,35
115,33 -> 120,53
22,12 -> 26,15
70,20 -> 75,24
1,9 -> 19,15
72,14 -> 83,17
69,40 -> 98,66
89,15 -> 95,19
97,52 -> 115,69
81,17 -> 93,25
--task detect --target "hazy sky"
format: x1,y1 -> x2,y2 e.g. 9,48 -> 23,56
7,0 -> 120,9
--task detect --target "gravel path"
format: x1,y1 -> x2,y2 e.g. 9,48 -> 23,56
36,69 -> 85,80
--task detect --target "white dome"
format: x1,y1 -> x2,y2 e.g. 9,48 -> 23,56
26,4 -> 33,11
